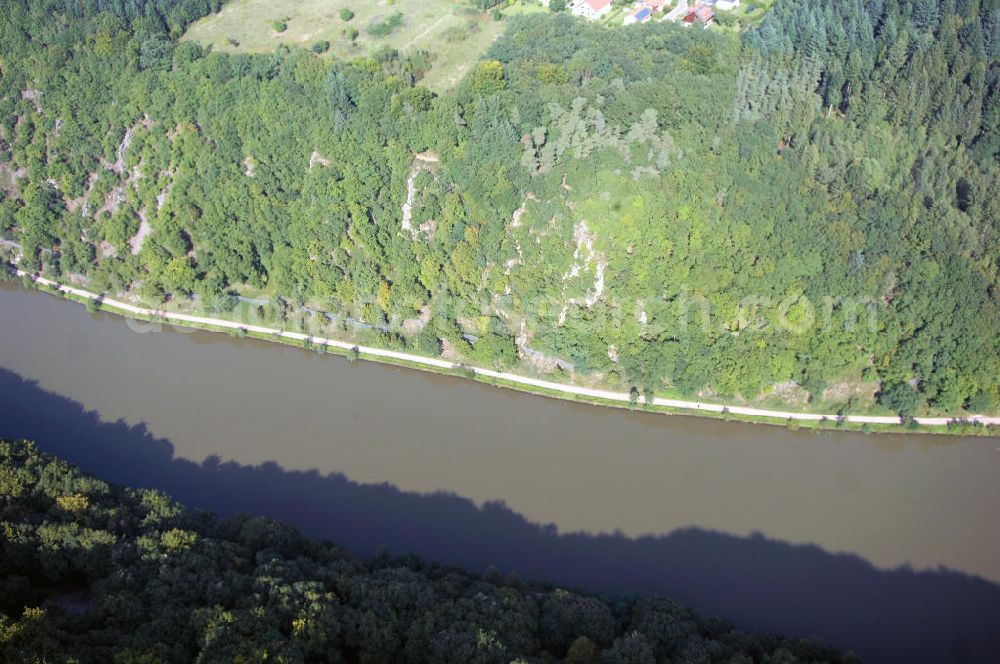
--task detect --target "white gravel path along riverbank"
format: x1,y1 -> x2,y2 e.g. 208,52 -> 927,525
15,270 -> 999,429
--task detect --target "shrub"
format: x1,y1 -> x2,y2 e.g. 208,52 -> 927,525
442,26 -> 467,43
366,13 -> 403,38
878,382 -> 925,417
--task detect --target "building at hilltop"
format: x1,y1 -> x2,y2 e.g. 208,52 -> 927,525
683,3 -> 715,26
571,0 -> 613,20
625,6 -> 653,24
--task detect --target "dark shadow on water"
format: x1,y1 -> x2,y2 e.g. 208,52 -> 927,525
1,368 -> 998,664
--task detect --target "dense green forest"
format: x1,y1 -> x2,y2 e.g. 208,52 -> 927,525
0,0 -> 997,417
0,439 -> 855,663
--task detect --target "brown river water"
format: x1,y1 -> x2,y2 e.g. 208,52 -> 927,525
1,283 -> 998,663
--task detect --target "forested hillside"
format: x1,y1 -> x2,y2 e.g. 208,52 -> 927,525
0,0 -> 996,417
0,439 -> 855,663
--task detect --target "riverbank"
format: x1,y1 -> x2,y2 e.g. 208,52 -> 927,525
6,280 -> 1000,664
9,270 -> 998,433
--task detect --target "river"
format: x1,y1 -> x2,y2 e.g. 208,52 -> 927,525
1,283 -> 998,663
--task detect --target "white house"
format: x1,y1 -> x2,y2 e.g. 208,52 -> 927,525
715,0 -> 740,10
572,0 -> 613,20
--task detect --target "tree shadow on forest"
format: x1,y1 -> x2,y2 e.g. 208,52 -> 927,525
2,368 -> 998,664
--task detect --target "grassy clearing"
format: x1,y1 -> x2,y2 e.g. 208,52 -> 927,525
181,0 -> 508,91
0,164 -> 21,196
501,1 -> 549,18
598,4 -> 629,26
737,0 -> 776,22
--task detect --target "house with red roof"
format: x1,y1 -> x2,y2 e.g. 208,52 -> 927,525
571,0 -> 613,20
683,3 -> 715,25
